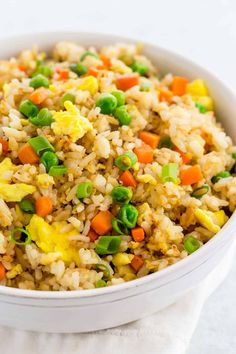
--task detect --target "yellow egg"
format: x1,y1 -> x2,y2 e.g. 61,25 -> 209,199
0,183 -> 36,202
194,208 -> 220,233
193,96 -> 214,111
6,264 -> 23,279
112,253 -> 134,266
77,76 -> 98,95
51,101 -> 93,142
136,174 -> 157,185
36,174 -> 54,189
186,79 -> 209,96
27,215 -> 80,266
0,157 -> 15,183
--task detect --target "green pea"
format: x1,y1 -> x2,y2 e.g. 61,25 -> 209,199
195,102 -> 207,113
76,181 -> 94,199
96,93 -> 117,114
69,63 -> 87,77
19,100 -> 39,118
111,90 -> 125,106
131,61 -> 148,76
111,186 -> 133,204
60,93 -> 76,107
80,51 -> 99,62
40,151 -> 59,172
211,171 -> 231,184
184,235 -> 200,254
113,105 -> 132,125
32,65 -> 53,78
118,204 -> 138,229
29,74 -> 49,89
19,199 -> 35,214
29,108 -> 54,126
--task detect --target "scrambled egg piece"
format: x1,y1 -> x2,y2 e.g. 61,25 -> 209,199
6,264 -> 23,279
0,158 -> 15,183
51,101 -> 93,142
194,208 -> 228,234
77,76 -> 98,95
136,174 -> 157,185
36,174 -> 54,188
27,215 -> 80,266
0,183 -> 36,202
186,79 -> 213,111
112,253 -> 134,267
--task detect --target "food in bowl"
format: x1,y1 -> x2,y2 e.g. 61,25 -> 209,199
0,41 -> 235,291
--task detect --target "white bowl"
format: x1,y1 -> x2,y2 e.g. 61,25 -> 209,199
0,32 -> 235,333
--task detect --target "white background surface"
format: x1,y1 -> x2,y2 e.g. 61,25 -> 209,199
1,0 -> 236,352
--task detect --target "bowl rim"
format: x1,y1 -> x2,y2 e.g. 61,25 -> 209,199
0,30 -> 235,300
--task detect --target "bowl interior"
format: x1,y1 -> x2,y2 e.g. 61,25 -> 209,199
0,31 -> 235,299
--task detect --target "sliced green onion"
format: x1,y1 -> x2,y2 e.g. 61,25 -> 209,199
28,136 -> 54,156
29,108 -> 54,126
95,263 -> 111,280
40,151 -> 59,172
115,152 -> 138,171
159,136 -> 174,149
111,90 -> 125,107
131,61 -> 148,76
49,165 -> 68,176
11,228 -> 31,246
19,100 -> 39,118
96,93 -> 117,114
184,235 -> 200,254
191,185 -> 209,199
161,163 -> 179,183
69,63 -> 87,77
60,93 -> 75,107
195,102 -> 207,113
19,199 -> 35,214
211,171 -> 231,184
112,218 -> 128,235
111,186 -> 133,204
118,204 -> 138,229
95,236 -> 121,255
140,81 -> 151,92
80,51 -> 99,62
29,74 -> 49,89
95,279 -> 107,288
113,105 -> 132,125
76,181 -> 94,199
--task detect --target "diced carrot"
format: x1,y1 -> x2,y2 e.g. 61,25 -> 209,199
171,76 -> 188,96
56,68 -> 69,80
87,67 -> 100,77
158,89 -> 173,103
119,170 -> 137,188
0,263 -> 6,281
180,165 -> 203,185
36,196 -> 53,217
91,210 -> 113,235
131,227 -> 145,242
116,74 -> 139,91
18,64 -> 27,72
18,143 -> 39,164
88,228 -> 99,242
139,131 -> 160,149
130,255 -> 144,272
0,138 -> 8,156
174,147 -> 191,164
100,54 -> 111,69
133,144 -> 153,164
29,87 -> 50,105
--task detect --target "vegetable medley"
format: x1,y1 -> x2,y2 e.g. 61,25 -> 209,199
0,41 -> 235,291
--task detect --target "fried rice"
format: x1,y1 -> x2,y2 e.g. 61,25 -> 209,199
0,41 -> 235,291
